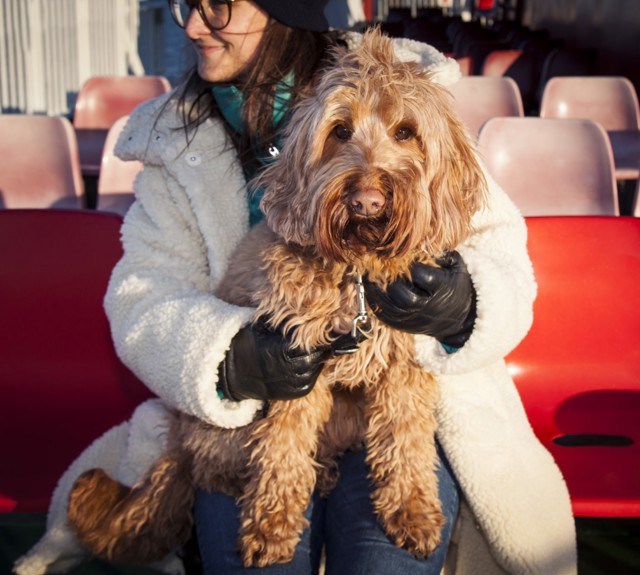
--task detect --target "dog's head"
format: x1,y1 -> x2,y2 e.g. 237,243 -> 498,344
259,28 -> 487,272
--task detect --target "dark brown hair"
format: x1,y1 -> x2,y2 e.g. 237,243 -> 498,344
177,20 -> 345,174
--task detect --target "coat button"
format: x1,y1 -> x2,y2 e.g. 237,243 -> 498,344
186,153 -> 202,166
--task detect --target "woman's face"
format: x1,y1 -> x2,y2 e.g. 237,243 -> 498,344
185,1 -> 269,83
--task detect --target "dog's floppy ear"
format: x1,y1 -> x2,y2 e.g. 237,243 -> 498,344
418,84 -> 488,253
257,93 -> 326,246
259,41 -> 357,245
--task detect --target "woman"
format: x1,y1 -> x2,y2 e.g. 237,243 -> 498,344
14,2 -> 577,575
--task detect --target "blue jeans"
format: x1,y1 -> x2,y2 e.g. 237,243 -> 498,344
194,446 -> 460,575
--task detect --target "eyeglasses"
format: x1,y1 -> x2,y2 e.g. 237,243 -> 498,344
167,0 -> 240,32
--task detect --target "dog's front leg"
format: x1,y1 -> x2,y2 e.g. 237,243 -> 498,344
365,360 -> 444,558
238,381 -> 333,567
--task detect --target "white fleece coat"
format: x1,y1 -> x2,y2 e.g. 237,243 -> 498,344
14,37 -> 577,575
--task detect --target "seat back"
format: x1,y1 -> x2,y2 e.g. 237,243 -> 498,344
73,76 -> 170,176
536,48 -> 598,104
452,54 -> 472,76
466,41 -> 510,75
449,76 -> 524,138
507,216 -> 640,517
0,210 -> 153,513
481,48 -> 523,76
96,115 -> 140,215
481,49 -> 537,111
0,115 -> 84,209
478,117 -> 618,215
73,75 -> 171,130
540,76 -> 640,131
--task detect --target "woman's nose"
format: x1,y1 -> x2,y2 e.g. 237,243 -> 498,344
184,7 -> 210,38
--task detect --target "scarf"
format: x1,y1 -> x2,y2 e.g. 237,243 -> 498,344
212,77 -> 292,227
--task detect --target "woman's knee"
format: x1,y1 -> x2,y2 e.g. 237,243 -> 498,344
323,447 -> 460,575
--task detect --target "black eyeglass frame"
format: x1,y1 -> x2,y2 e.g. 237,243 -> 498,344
167,0 -> 239,32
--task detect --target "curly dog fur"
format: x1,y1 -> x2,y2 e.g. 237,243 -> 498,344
67,29 -> 487,568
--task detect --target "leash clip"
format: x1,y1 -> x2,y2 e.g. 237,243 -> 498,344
351,272 -> 371,339
331,272 -> 371,356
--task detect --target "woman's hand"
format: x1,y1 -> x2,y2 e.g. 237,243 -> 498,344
362,251 -> 477,348
217,320 -> 337,401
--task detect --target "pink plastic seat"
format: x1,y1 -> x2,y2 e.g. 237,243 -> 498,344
0,210 -> 153,513
0,115 -> 84,209
73,75 -> 171,176
451,54 -> 472,76
482,48 -> 523,76
449,76 -> 524,138
73,75 -> 171,130
506,216 -> 640,518
96,115 -> 140,216
540,77 -> 640,180
540,76 -> 640,131
481,49 -> 537,111
478,117 -> 618,215
633,179 -> 640,217
536,49 -> 598,104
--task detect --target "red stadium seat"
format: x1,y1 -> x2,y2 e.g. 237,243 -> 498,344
507,216 -> 640,518
0,210 -> 153,513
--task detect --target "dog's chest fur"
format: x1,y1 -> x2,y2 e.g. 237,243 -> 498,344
216,220 -> 419,392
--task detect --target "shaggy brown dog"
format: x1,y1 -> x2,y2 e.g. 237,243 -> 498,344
67,29 -> 487,568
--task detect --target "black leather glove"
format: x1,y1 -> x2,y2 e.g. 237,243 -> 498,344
362,251 -> 477,348
217,320 -> 365,401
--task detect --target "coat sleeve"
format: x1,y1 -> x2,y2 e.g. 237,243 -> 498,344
104,97 -> 263,429
415,163 -> 537,376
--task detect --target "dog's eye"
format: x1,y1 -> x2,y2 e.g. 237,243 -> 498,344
333,125 -> 352,141
395,126 -> 415,142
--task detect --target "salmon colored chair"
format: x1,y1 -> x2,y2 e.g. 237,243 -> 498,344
478,117 -> 618,215
73,75 -> 171,176
540,76 -> 640,131
449,76 -> 524,138
540,76 -> 640,180
96,115 -> 140,216
0,115 -> 84,209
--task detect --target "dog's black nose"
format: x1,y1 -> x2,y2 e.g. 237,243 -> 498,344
350,188 -> 385,216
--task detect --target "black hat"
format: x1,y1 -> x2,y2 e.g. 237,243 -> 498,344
254,0 -> 329,32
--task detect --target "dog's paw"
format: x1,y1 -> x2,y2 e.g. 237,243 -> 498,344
240,531 -> 299,568
385,506 -> 445,558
